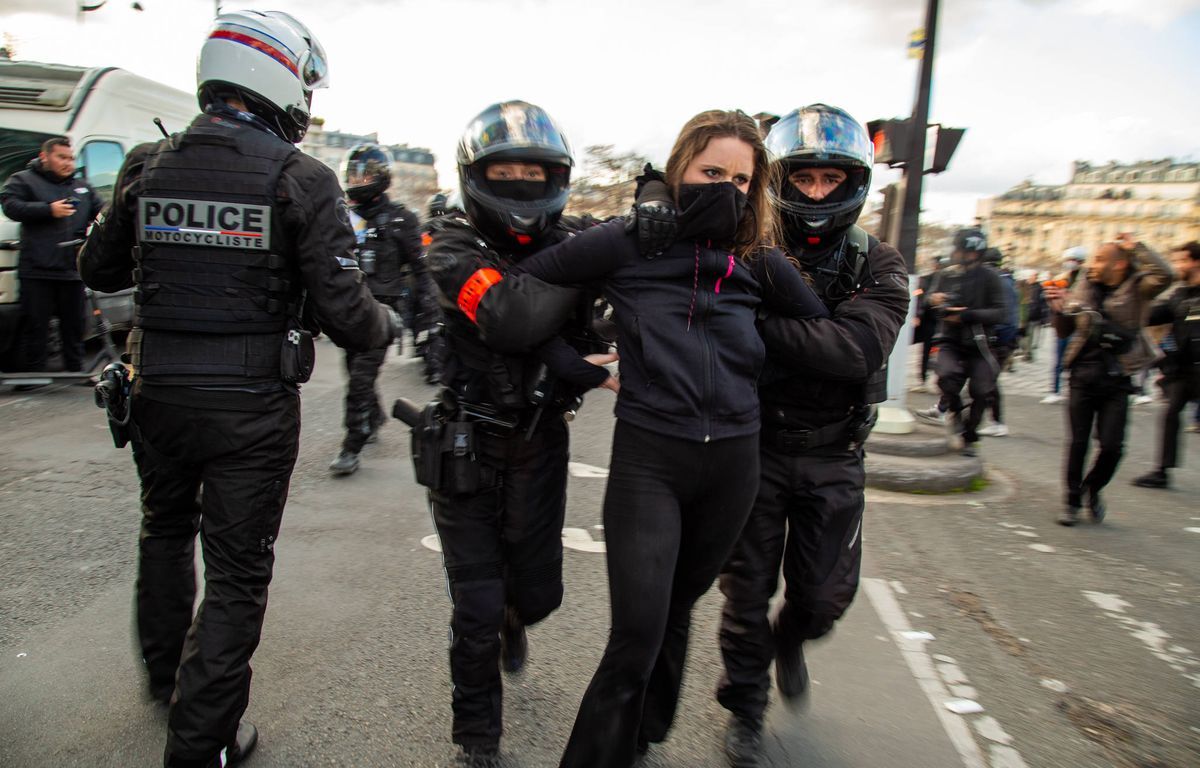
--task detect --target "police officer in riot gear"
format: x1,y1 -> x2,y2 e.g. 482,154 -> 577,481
421,100 -> 613,768
713,104 -> 909,766
79,11 -> 398,767
913,227 -> 1008,457
330,143 -> 425,475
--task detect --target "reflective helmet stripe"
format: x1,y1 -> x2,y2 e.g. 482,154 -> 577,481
210,28 -> 299,78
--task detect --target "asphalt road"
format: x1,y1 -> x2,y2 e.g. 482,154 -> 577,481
0,336 -> 1196,767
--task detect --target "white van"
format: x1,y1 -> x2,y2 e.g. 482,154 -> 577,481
0,59 -> 195,369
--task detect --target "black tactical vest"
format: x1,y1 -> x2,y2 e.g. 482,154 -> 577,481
353,199 -> 409,298
132,114 -> 300,378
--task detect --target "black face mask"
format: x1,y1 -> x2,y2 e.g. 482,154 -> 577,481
487,179 -> 548,202
676,182 -> 748,243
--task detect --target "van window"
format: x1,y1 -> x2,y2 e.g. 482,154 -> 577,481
78,140 -> 125,203
0,127 -> 56,185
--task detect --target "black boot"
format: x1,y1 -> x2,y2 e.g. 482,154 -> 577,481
456,745 -> 502,768
500,605 -> 527,674
1132,469 -> 1168,489
772,622 -> 809,704
224,722 -> 258,765
1086,487 -> 1106,523
723,715 -> 762,768
1058,505 -> 1081,526
329,450 -> 360,476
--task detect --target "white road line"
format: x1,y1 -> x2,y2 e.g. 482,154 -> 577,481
568,462 -> 609,478
862,578 -> 988,768
1082,590 -> 1200,688
420,528 -> 607,555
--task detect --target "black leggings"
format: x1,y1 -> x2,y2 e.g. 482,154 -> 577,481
559,420 -> 759,768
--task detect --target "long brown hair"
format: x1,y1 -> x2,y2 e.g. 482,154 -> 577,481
664,109 -> 780,261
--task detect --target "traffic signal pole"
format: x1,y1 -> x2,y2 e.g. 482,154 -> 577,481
876,0 -> 940,434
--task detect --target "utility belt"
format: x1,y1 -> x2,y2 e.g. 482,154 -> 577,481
395,395 -> 556,497
762,406 -> 877,455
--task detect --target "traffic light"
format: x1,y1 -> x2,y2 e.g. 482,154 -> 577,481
866,118 -> 965,174
867,119 -> 910,167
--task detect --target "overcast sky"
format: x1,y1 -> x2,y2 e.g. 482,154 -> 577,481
4,0 -> 1199,223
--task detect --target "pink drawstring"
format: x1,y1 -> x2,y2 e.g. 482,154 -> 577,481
714,252 -> 734,294
687,245 -> 736,331
687,242 -> 700,331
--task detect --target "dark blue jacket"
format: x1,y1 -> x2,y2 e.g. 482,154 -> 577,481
507,219 -> 825,442
1,159 -> 103,280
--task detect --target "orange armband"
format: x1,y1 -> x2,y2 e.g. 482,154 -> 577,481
457,267 -> 503,323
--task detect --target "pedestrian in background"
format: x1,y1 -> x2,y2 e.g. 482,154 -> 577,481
1018,270 -> 1048,363
1045,234 -> 1172,525
979,248 -> 1019,437
0,137 -> 103,372
1041,247 -> 1086,404
79,11 -> 399,767
1132,241 -> 1200,489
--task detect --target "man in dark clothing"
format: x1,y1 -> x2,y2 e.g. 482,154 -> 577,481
78,11 -> 397,768
329,143 -> 427,475
420,101 -> 613,768
1046,235 -> 1172,525
912,228 -> 1008,457
710,104 -> 909,768
1,137 -> 103,371
979,248 -> 1020,437
1132,242 -> 1200,489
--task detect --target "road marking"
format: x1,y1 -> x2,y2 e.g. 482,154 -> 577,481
561,527 -> 605,553
420,528 -> 607,555
863,578 -> 992,768
1082,590 -> 1200,688
568,462 -> 609,478
1185,528 -> 1200,534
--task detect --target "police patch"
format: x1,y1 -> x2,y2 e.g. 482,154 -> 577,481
138,197 -> 271,250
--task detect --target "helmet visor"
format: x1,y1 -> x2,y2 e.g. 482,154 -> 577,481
267,11 -> 330,90
459,102 -> 573,166
766,107 -> 873,168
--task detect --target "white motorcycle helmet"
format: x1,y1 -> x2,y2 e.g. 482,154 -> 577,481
196,10 -> 330,144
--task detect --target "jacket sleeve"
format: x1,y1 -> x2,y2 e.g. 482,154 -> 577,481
753,250 -> 829,318
78,143 -> 156,292
280,156 -> 391,351
958,268 -> 1008,326
0,173 -> 52,223
1132,243 -> 1173,302
394,206 -> 425,267
758,241 -> 909,382
509,219 -> 629,285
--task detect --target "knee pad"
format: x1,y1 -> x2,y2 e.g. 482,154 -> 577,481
509,558 -> 563,626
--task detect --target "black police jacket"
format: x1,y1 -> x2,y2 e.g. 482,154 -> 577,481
500,220 -> 824,443
1,159 -> 103,280
426,215 -> 609,412
351,194 -> 423,299
757,236 -> 909,430
80,111 -> 392,388
930,261 -> 1008,348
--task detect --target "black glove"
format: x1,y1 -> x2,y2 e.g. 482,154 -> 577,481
384,304 -> 405,346
625,164 -> 677,257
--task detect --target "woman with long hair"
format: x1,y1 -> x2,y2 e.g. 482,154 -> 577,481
478,109 -> 827,767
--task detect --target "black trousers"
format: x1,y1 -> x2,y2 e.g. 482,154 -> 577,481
131,393 -> 299,767
936,343 -> 996,443
559,421 -> 759,768
341,345 -> 387,453
430,415 -> 570,748
1158,374 -> 1200,470
989,344 -> 1016,423
717,444 -> 864,725
19,277 -> 86,371
1065,373 -> 1130,508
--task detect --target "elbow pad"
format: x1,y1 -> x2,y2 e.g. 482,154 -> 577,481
456,267 -> 503,323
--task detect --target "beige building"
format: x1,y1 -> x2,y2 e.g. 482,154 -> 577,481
300,118 -> 438,214
978,159 -> 1200,269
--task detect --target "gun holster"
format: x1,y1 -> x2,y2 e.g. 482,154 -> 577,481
405,400 -> 499,496
93,362 -> 133,449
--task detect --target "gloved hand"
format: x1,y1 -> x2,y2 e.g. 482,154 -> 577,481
624,164 -> 677,257
384,304 -> 405,346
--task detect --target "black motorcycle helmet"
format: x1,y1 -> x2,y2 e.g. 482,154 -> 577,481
456,100 -> 573,248
983,247 -> 1004,266
341,143 -> 392,203
765,104 -> 873,249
